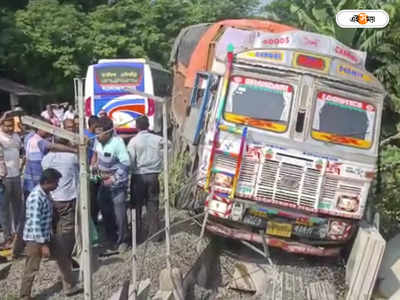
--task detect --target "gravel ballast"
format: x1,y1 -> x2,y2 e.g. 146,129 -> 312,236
0,211 -> 347,300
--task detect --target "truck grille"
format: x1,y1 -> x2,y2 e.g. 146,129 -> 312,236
237,155 -> 259,194
300,168 -> 321,207
256,160 -> 278,200
338,183 -> 362,195
255,159 -> 323,208
321,177 -> 338,201
211,152 -> 352,211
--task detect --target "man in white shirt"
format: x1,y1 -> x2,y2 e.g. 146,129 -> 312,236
0,114 -> 23,245
41,104 -> 61,127
128,116 -> 164,242
40,104 -> 52,120
63,105 -> 75,121
41,119 -> 79,262
53,104 -> 65,121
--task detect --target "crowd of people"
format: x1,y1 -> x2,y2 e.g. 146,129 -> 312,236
0,107 -> 165,299
40,103 -> 76,127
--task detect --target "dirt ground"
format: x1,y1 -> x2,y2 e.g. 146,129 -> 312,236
0,210 -> 347,300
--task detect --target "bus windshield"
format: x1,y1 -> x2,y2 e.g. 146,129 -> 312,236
312,92 -> 376,149
224,75 -> 293,133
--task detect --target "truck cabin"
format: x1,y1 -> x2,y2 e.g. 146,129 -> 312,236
188,31 -> 386,255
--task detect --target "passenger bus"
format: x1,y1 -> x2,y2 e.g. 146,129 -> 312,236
84,59 -> 171,133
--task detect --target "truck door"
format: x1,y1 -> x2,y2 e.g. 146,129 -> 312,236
182,72 -> 217,145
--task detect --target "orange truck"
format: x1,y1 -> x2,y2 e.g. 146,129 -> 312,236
170,19 -> 385,256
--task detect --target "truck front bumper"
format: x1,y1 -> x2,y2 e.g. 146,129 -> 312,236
206,221 -> 342,257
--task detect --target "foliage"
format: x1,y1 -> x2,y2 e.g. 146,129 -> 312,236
159,150 -> 192,207
60,0 -> 108,12
0,8 -> 28,75
3,294 -> 18,300
264,0 -> 390,48
86,0 -> 260,67
13,0 -> 93,95
1,0 -> 28,11
0,0 -> 259,100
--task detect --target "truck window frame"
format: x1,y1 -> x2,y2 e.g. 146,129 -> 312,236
310,90 -> 377,150
222,74 -> 294,134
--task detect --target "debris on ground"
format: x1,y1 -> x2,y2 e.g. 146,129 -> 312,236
0,211 -> 347,300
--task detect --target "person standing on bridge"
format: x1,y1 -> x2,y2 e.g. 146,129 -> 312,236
91,116 -> 130,252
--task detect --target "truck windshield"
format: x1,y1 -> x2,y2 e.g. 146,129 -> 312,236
312,92 -> 376,149
224,75 -> 293,133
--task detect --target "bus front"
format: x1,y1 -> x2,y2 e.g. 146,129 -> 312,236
85,59 -> 156,133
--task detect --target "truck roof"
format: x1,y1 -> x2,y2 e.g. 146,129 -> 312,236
171,19 -> 383,93
171,19 -> 295,87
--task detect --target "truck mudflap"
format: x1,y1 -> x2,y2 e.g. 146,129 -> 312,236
206,221 -> 342,257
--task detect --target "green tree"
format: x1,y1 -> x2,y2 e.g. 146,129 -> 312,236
60,0 -> 109,12
0,0 -> 29,11
15,0 -> 92,94
3,0 -> 260,98
0,8 -> 28,76
264,0 -> 389,48
87,0 -> 260,66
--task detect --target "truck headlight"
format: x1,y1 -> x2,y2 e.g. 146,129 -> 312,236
336,194 -> 359,212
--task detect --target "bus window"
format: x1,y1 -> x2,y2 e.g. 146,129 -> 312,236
312,92 -> 376,149
223,75 -> 293,133
94,65 -> 143,91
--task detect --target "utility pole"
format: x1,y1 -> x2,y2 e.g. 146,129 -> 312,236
74,78 -> 93,300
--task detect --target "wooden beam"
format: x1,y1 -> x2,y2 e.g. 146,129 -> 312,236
21,115 -> 80,144
124,88 -> 168,103
75,78 -> 93,300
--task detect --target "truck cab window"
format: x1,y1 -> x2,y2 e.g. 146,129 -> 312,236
312,92 -> 375,149
224,75 -> 293,133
